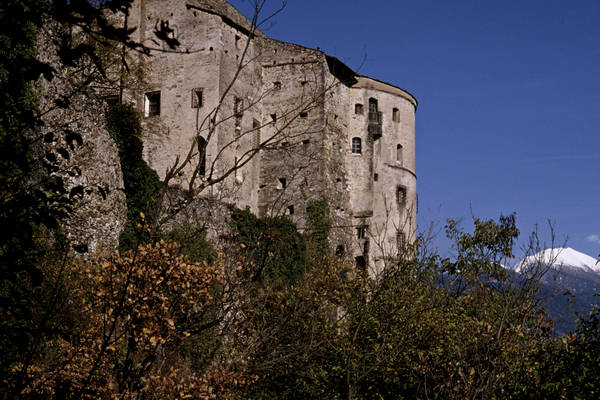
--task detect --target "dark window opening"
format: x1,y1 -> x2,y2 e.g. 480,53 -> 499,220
397,232 -> 406,250
287,205 -> 295,215
235,35 -> 241,48
397,186 -> 407,207
197,136 -> 207,176
273,81 -> 281,90
300,80 -> 308,86
351,137 -> 362,154
357,226 -> 367,239
281,141 -> 289,147
302,139 -> 310,145
393,107 -> 400,122
145,91 -> 161,117
355,103 -> 363,114
374,173 -> 378,181
335,245 -> 345,257
233,96 -> 243,118
355,256 -> 366,273
300,112 -> 308,118
192,88 -> 203,108
277,178 -> 287,189
270,113 -> 277,122
363,239 -> 370,255
253,119 -> 261,147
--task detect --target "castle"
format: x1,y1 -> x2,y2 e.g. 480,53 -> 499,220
127,0 -> 417,273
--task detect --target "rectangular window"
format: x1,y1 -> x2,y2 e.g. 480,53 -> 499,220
397,232 -> 406,249
192,88 -> 203,108
253,119 -> 261,148
351,137 -> 362,154
144,91 -> 161,117
234,96 -> 243,117
397,186 -> 407,207
355,104 -> 364,114
393,108 -> 400,122
356,226 -> 367,239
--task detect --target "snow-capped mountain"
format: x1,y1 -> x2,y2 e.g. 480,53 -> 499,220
515,247 -> 600,274
514,247 -> 600,334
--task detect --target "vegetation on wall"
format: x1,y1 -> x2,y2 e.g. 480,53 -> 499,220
106,104 -> 161,250
230,206 -> 307,286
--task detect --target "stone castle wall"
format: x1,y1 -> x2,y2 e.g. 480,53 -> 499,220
129,0 -> 417,273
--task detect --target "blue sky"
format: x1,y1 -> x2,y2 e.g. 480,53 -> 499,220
232,0 -> 600,258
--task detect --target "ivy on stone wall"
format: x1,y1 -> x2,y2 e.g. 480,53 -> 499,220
306,198 -> 331,258
230,207 -> 307,286
106,104 -> 161,249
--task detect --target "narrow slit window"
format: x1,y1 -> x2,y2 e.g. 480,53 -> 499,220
192,88 -> 203,108
144,91 -> 161,117
393,107 -> 400,122
271,113 -> 277,122
356,226 -> 367,239
351,137 -> 362,154
253,119 -> 261,147
234,96 -> 243,117
397,186 -> 407,207
197,136 -> 207,176
396,144 -> 403,165
397,232 -> 406,250
287,205 -> 294,215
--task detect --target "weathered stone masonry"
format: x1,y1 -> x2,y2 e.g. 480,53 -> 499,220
128,0 -> 417,274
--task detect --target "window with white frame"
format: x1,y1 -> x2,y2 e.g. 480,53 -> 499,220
351,137 -> 362,154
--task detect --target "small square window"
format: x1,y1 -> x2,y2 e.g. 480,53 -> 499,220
192,88 -> 203,108
273,81 -> 282,90
355,104 -> 363,114
300,112 -> 308,118
144,91 -> 161,117
277,178 -> 287,189
287,205 -> 295,215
